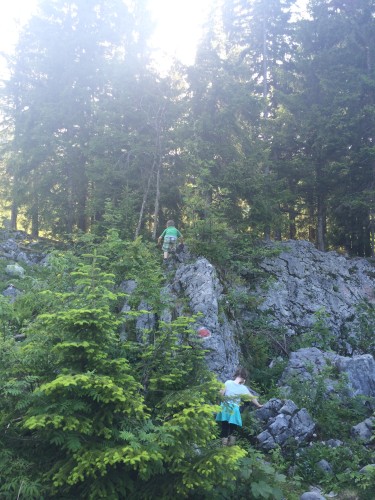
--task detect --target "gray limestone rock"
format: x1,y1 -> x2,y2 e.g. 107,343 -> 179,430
6,263 -> 25,278
2,284 -> 21,302
351,417 -> 374,442
119,281 -> 156,341
317,459 -> 333,474
290,408 -> 316,441
167,257 -> 241,380
359,464 -> 375,474
326,439 -> 343,448
256,430 -> 276,451
280,348 -> 375,400
255,398 -> 315,450
119,258 -> 241,380
253,240 -> 375,343
300,492 -> 326,500
0,233 -> 45,264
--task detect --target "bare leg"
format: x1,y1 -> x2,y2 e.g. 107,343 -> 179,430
163,251 -> 169,259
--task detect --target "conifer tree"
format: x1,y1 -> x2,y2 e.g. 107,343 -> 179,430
0,249 -> 252,498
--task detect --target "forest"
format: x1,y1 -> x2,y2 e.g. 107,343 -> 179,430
0,0 -> 375,499
1,0 -> 375,256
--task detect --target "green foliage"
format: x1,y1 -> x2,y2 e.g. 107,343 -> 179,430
0,295 -> 14,338
1,248 -> 289,499
71,230 -> 165,313
239,316 -> 289,395
349,302 -> 375,356
181,180 -> 238,266
92,195 -> 139,241
291,308 -> 338,352
284,366 -> 370,439
208,444 -> 288,500
183,182 -> 283,278
294,441 -> 375,498
0,445 -> 46,500
223,287 -> 263,317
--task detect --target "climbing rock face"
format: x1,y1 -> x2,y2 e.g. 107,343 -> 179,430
280,347 -> 375,399
255,398 -> 315,450
119,257 -> 241,381
168,257 -> 241,381
256,240 -> 375,340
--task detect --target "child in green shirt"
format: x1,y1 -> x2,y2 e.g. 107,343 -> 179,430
158,220 -> 183,260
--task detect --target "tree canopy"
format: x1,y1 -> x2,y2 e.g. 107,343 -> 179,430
1,0 -> 375,254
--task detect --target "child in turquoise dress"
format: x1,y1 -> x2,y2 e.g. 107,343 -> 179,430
216,367 -> 263,445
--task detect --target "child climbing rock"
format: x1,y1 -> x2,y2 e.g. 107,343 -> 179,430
216,366 -> 263,446
158,220 -> 183,262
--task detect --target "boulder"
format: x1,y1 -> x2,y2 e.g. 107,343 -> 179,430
351,417 -> 374,443
0,232 -> 45,264
5,264 -> 25,278
317,459 -> 333,474
300,492 -> 326,500
2,284 -> 21,302
255,398 -> 315,450
280,348 -> 375,399
119,280 -> 156,341
253,240 -> 375,342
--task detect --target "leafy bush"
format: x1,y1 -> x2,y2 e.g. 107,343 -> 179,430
294,441 -> 375,498
239,316 -> 289,395
350,302 -> 375,356
291,308 -> 338,352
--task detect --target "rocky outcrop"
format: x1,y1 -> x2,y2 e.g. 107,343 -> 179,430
119,256 -> 241,381
254,398 -> 315,450
166,257 -> 241,381
280,347 -> 375,400
0,231 -> 46,265
254,240 -> 375,342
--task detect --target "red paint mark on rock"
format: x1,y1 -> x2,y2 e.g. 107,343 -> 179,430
197,327 -> 211,338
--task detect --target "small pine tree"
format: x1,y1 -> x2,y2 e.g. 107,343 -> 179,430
2,252 -> 247,498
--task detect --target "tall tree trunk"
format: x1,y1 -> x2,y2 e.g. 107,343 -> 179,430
135,160 -> 156,239
366,46 -> 375,257
77,183 -> 88,233
308,204 -> 315,243
152,104 -> 165,240
316,160 -> 326,252
261,17 -> 272,241
30,178 -> 39,237
152,164 -> 161,240
31,205 -> 39,238
288,203 -> 297,239
10,201 -> 18,230
262,17 -> 268,117
316,191 -> 326,251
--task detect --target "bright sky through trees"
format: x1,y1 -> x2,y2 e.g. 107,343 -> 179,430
0,0 -> 308,78
0,0 -> 215,78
